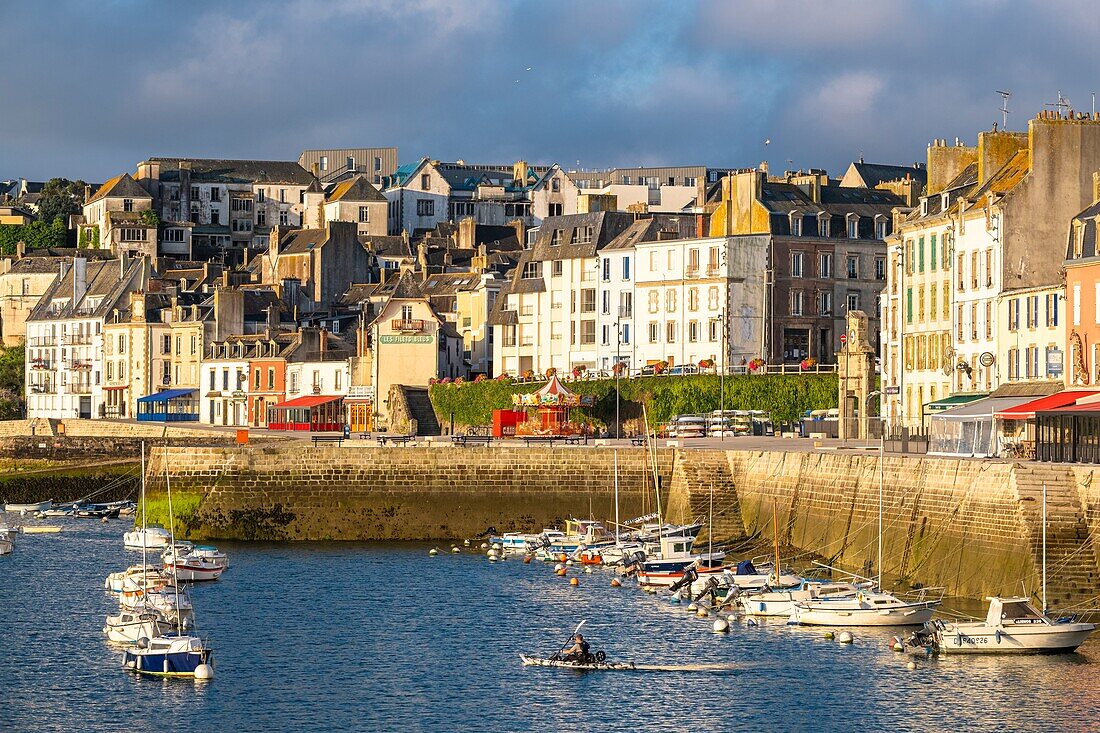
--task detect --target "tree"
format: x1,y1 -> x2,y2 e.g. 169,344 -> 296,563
0,219 -> 66,254
0,344 -> 25,418
36,178 -> 90,226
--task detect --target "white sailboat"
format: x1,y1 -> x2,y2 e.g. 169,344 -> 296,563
788,435 -> 942,627
0,524 -> 13,555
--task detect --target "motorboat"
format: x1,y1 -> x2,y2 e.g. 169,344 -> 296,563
125,584 -> 195,629
106,565 -> 165,593
162,544 -> 227,582
40,505 -> 76,518
633,535 -> 726,588
75,504 -> 121,519
124,525 -> 172,551
123,633 -> 213,678
691,561 -> 804,599
3,500 -> 52,513
0,525 -> 12,555
104,610 -> 167,644
910,597 -> 1096,654
533,520 -> 616,560
789,586 -> 942,627
736,580 -> 863,617
494,530 -> 563,556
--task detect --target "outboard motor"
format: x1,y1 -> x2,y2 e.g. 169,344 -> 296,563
668,566 -> 699,594
735,559 -> 757,575
692,575 -> 721,603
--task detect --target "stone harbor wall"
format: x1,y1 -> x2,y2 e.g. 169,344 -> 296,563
142,442 -> 1100,605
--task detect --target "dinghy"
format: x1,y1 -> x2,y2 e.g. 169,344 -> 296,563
520,655 -> 636,671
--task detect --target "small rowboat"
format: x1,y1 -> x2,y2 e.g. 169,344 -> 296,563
21,525 -> 63,534
3,500 -> 52,513
520,655 -> 636,671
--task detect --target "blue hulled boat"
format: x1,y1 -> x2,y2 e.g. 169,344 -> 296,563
122,633 -> 213,678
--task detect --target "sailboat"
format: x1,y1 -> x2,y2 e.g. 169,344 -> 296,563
911,482 -> 1096,653
122,445 -> 213,679
788,435 -> 942,627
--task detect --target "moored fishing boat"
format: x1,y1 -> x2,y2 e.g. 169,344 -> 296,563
106,564 -> 166,593
736,579 -> 863,617
633,535 -> 726,588
909,597 -> 1096,654
0,524 -> 13,555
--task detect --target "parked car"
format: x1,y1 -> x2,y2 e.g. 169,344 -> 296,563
667,365 -> 698,376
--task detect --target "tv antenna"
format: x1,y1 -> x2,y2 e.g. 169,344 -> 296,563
1044,89 -> 1071,115
996,90 -> 1011,129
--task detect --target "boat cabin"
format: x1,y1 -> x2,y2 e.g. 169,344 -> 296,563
986,597 -> 1048,626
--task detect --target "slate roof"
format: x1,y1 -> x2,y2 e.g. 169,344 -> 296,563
965,149 -> 1031,205
848,162 -> 927,191
327,174 -> 386,203
359,235 -> 412,259
1066,199 -> 1100,260
527,212 -> 636,262
27,258 -> 147,321
87,173 -> 152,204
147,158 -> 315,186
603,218 -> 666,251
279,228 -> 329,254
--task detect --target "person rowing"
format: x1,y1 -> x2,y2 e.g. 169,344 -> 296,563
562,632 -> 591,663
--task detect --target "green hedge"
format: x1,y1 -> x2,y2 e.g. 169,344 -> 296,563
429,373 -> 839,429
0,220 -> 67,253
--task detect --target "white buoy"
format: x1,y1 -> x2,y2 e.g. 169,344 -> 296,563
669,595 -> 681,605
488,554 -> 498,562
890,636 -> 905,652
480,542 -> 489,550
554,563 -> 565,572
429,548 -> 439,556
746,618 -> 758,627
906,661 -> 916,670
837,631 -> 854,644
194,663 -> 214,680
463,539 -> 470,547
101,516 -> 109,523
584,567 -> 593,574
565,559 -> 574,566
713,617 -> 730,633
686,603 -> 698,613
451,547 -> 460,554
492,542 -> 501,551
696,608 -> 709,618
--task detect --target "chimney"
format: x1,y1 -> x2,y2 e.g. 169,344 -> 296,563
16,241 -> 25,259
119,251 -> 129,280
72,257 -> 88,303
513,160 -> 528,186
83,185 -> 92,205
311,162 -> 320,178
511,219 -> 526,248
417,241 -> 429,276
457,217 -> 476,249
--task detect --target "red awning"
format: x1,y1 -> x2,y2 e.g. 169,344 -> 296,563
102,385 -> 128,391
270,395 -> 343,409
995,390 -> 1098,419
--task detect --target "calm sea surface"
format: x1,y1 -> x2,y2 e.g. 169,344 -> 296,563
2,517 -> 1099,733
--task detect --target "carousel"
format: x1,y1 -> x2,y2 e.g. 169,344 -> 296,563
510,376 -> 596,437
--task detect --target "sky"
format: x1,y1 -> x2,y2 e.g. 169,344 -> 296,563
3,0 -> 1100,183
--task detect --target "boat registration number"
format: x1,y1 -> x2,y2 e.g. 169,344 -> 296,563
956,634 -> 988,645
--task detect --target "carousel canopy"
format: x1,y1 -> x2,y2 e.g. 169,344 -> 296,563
511,375 -> 595,407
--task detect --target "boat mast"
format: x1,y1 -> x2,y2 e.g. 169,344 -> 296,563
613,448 -> 620,545
708,481 -> 714,560
140,440 -> 147,586
878,436 -> 884,589
772,501 -> 780,580
166,447 -> 181,635
1042,481 -> 1048,615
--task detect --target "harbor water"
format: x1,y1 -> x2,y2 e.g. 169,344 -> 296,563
2,518 -> 1100,732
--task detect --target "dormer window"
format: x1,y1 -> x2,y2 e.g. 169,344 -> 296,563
874,215 -> 889,241
817,213 -> 829,238
1075,222 -> 1086,258
941,192 -> 950,210
551,229 -> 563,246
123,198 -> 134,212
846,213 -> 860,239
789,211 -> 802,236
920,198 -> 928,216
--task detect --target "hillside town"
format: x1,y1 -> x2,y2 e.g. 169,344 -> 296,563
5,110 -> 1100,459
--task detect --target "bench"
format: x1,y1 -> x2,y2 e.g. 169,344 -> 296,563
630,437 -> 647,447
522,435 -> 584,447
311,434 -> 344,447
452,434 -> 493,447
377,434 -> 415,447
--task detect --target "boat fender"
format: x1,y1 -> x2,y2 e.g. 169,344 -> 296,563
907,661 -> 916,670
837,631 -> 854,644
713,617 -> 730,633
136,637 -> 149,649
995,629 -> 1002,644
523,555 -> 532,564
955,633 -> 963,648
463,539 -> 470,547
746,618 -> 758,627
570,578 -> 579,586
194,663 -> 214,680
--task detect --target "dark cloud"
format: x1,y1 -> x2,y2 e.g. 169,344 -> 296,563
3,0 -> 1099,182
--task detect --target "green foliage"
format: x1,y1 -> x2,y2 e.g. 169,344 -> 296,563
138,209 -> 160,227
430,373 -> 839,429
78,225 -> 99,249
0,219 -> 66,253
0,344 -> 24,418
36,178 -> 89,226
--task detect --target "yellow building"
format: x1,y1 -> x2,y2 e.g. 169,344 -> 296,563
103,292 -> 172,418
0,205 -> 35,226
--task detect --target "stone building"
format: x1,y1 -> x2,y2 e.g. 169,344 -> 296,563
311,174 -> 388,236
260,221 -> 374,315
78,174 -> 157,257
298,147 -> 398,188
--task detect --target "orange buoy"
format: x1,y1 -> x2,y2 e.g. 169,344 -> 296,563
555,568 -> 567,576
610,578 -> 622,587
559,553 -> 568,563
569,577 -> 579,586
523,555 -> 532,564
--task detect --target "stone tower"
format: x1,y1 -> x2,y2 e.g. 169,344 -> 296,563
837,310 -> 876,440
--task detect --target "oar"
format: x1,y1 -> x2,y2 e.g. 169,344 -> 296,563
552,619 -> 587,659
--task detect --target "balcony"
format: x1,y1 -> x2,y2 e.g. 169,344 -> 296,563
28,383 -> 54,394
68,383 -> 93,395
62,334 -> 93,346
686,266 -> 699,278
28,337 -> 56,347
30,359 -> 54,370
68,359 -> 92,370
391,318 -> 425,333
706,266 -> 722,277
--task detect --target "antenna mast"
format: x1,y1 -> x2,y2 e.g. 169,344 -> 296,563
996,90 -> 1011,129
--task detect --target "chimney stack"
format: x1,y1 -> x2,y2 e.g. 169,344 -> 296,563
83,185 -> 92,205
72,257 -> 88,304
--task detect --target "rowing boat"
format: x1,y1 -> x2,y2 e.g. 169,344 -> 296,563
520,655 -> 636,671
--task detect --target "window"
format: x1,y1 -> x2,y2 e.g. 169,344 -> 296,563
818,216 -> 830,237
335,370 -> 342,390
791,252 -> 804,278
1074,284 -> 1082,325
208,369 -> 215,391
1027,346 -> 1039,379
971,251 -> 979,289
791,290 -> 804,316
666,321 -> 677,343
191,185 -> 200,201
551,229 -> 563,246
665,290 -> 677,312
819,291 -> 833,315
970,303 -> 978,340
573,226 -> 593,244
906,288 -> 913,323
123,198 -> 134,212
648,291 -> 659,313
254,369 -> 261,389
957,254 -> 965,290
847,216 -> 859,239
551,178 -> 560,193
688,320 -> 699,342
930,235 -> 937,271
819,253 -> 832,279
120,228 -> 145,242
942,281 -> 950,320
847,292 -> 860,312
688,248 -> 700,274
619,292 -> 632,318
846,255 -> 858,279
416,200 -> 435,217
420,174 -> 430,191
623,257 -> 631,281
985,249 -> 993,287
790,215 -> 802,236
580,320 -> 596,345
521,261 -> 542,279
601,290 -> 610,315
278,210 -> 288,226
319,156 -> 328,172
118,334 -> 126,354
622,324 -> 630,344
162,335 -> 171,354
986,301 -> 993,338
918,237 -> 925,272
548,202 -> 563,217
581,289 -> 596,313
211,188 -> 221,203
688,288 -> 699,312
601,258 -> 610,282
875,218 -> 888,240
1008,348 -> 1019,380
649,322 -> 659,343
709,319 -> 719,342
930,283 -> 938,321
256,209 -> 266,227
551,260 -> 562,277
359,206 -> 370,223
957,304 -> 964,340
1047,292 -> 1060,327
